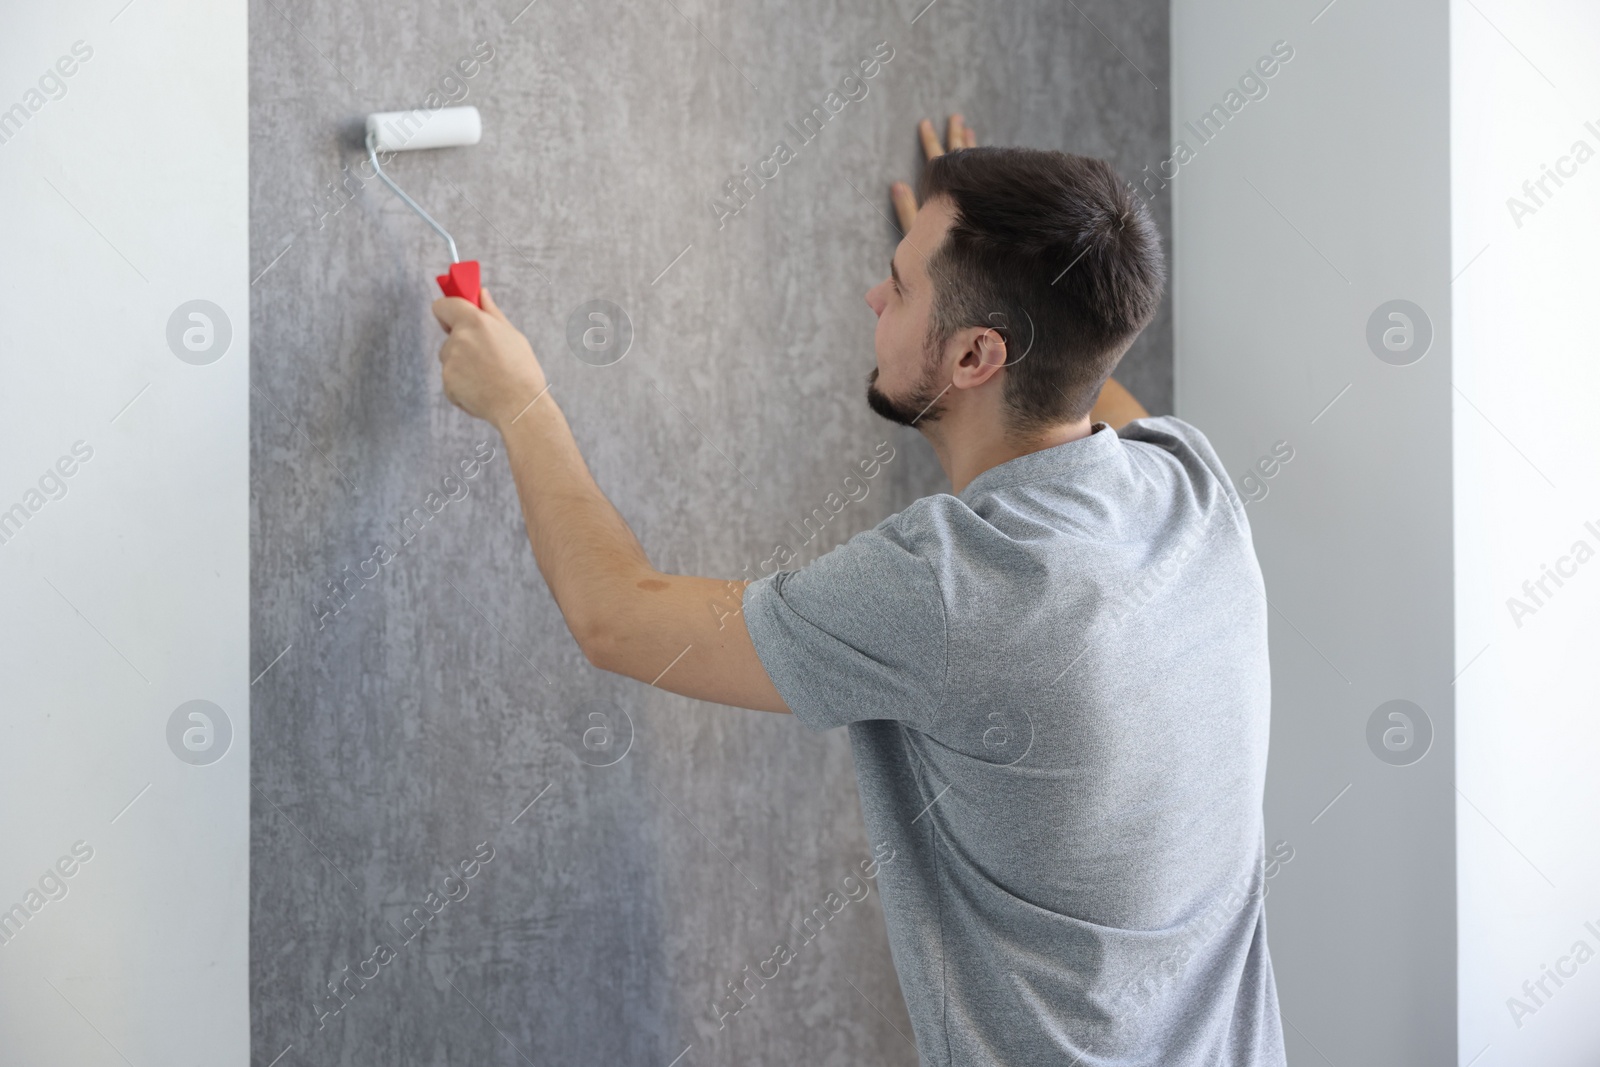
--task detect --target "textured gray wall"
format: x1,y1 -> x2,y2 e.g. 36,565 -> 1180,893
249,1 -> 1170,1063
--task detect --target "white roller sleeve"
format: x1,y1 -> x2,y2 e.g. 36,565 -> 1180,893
366,106 -> 482,152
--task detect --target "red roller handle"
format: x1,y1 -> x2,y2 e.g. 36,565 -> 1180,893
437,260 -> 482,307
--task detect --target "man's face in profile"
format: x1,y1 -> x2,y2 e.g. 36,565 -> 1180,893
864,195 -> 956,427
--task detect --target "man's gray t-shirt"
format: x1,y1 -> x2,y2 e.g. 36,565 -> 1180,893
742,416 -> 1285,1066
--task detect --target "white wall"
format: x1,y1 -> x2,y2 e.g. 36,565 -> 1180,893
1452,2 -> 1600,1063
1171,0 -> 1457,1062
0,1 -> 247,1064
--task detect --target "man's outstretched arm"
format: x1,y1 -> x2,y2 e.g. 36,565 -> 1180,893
1090,376 -> 1149,430
432,289 -> 790,714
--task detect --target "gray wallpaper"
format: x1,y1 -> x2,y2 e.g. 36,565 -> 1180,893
248,0 -> 1170,1062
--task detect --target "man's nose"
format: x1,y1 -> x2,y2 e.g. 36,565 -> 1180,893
865,283 -> 885,316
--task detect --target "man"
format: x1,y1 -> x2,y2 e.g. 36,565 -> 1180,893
431,115 -> 1285,1066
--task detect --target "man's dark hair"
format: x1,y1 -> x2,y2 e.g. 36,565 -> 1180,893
917,147 -> 1165,433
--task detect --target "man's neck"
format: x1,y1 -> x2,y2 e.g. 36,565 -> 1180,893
924,412 -> 1098,496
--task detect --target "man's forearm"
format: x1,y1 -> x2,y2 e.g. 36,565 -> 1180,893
494,389 -> 652,650
1091,377 -> 1149,430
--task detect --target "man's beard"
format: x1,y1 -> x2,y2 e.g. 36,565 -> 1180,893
865,343 -> 948,427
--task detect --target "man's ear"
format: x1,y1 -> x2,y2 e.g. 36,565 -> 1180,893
951,327 -> 1008,390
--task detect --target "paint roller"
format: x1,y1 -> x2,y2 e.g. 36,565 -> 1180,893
365,105 -> 483,307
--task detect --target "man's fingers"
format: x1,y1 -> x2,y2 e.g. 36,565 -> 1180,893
479,287 -> 509,323
891,181 -> 918,233
432,295 -> 479,334
901,113 -> 971,229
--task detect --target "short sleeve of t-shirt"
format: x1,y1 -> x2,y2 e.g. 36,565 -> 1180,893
741,514 -> 947,732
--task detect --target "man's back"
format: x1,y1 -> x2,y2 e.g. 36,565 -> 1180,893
744,415 -> 1286,1065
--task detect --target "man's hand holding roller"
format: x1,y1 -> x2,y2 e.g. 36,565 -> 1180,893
432,288 -> 548,429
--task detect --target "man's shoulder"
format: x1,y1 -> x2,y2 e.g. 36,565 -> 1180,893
865,491 -> 953,536
1118,415 -> 1249,528
862,492 -> 981,561
1116,413 -> 1218,460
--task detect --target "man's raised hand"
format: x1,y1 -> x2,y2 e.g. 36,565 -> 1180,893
891,114 -> 978,232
